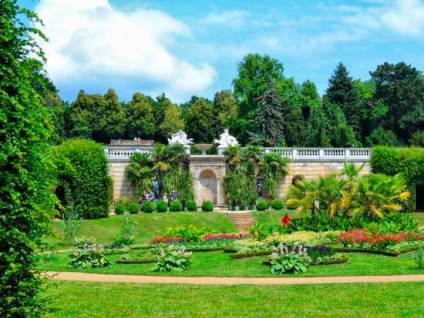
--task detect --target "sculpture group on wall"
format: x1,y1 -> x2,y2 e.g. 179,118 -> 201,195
168,129 -> 238,149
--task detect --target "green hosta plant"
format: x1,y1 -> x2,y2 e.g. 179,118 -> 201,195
68,238 -> 111,269
151,245 -> 192,272
269,244 -> 311,274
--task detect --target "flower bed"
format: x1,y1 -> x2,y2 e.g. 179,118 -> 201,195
150,233 -> 251,245
336,229 -> 424,252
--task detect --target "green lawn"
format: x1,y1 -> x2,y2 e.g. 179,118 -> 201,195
43,281 -> 424,317
39,249 -> 422,277
45,212 -> 237,249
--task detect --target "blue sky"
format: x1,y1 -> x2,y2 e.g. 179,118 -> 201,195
19,0 -> 424,103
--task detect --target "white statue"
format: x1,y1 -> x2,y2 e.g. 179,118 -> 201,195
167,130 -> 193,146
214,129 -> 238,147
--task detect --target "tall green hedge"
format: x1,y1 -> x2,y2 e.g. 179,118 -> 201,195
56,139 -> 111,218
371,146 -> 424,211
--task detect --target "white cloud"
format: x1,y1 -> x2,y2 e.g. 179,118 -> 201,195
34,0 -> 216,101
380,0 -> 424,35
203,10 -> 249,29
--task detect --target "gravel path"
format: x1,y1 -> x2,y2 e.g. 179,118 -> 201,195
46,272 -> 424,285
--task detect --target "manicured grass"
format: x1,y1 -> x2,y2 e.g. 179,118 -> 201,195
412,212 -> 424,227
44,281 -> 424,317
39,249 -> 422,277
252,209 -> 306,226
45,212 -> 237,249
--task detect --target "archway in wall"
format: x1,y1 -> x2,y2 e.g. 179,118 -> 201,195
416,183 -> 424,212
198,169 -> 217,205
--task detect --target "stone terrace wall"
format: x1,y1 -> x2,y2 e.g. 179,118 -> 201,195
279,160 -> 371,198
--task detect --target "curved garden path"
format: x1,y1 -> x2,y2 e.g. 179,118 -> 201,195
46,272 -> 424,285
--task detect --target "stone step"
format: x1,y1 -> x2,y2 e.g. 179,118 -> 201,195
228,213 -> 255,233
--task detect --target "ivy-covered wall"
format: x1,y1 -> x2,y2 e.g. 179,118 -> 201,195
371,146 -> 424,211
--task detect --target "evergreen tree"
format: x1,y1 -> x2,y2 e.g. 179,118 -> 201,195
255,80 -> 285,146
304,107 -> 331,147
324,63 -> 362,139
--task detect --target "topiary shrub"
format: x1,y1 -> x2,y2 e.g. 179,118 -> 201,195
127,202 -> 140,214
170,200 -> 183,212
141,201 -> 155,213
114,203 -> 126,215
186,200 -> 198,212
272,199 -> 284,210
156,200 -> 168,213
256,200 -> 268,211
56,139 -> 110,219
201,200 -> 214,212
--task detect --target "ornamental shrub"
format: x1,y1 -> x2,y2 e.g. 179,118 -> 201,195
156,200 -> 168,213
269,244 -> 310,274
371,146 -> 424,211
68,238 -> 111,269
170,200 -> 183,212
56,139 -> 110,219
202,200 -> 214,212
127,202 -> 139,214
272,199 -> 284,210
151,245 -> 192,272
114,203 -> 126,215
256,200 -> 268,211
186,200 -> 198,211
141,201 -> 155,213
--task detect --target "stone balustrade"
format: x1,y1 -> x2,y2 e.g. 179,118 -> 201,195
104,146 -> 154,160
104,146 -> 371,161
263,148 -> 370,161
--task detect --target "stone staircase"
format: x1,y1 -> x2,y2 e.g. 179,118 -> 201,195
228,212 -> 255,233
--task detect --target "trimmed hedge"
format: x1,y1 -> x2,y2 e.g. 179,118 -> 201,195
271,199 -> 284,210
56,139 -> 110,219
114,203 -> 126,215
127,202 -> 139,214
256,200 -> 268,211
156,200 -> 168,213
141,201 -> 155,213
186,200 -> 198,212
371,146 -> 424,211
170,200 -> 183,212
201,200 -> 214,212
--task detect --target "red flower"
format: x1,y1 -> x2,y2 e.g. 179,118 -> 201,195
281,214 -> 291,227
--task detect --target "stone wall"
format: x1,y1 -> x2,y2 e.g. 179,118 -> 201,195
279,160 -> 371,198
108,159 -> 136,200
108,158 -> 370,202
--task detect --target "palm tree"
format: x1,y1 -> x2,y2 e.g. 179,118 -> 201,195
125,153 -> 154,193
316,174 -> 345,218
286,177 -> 320,216
347,173 -> 410,218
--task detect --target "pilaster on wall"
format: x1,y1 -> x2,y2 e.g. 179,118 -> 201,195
279,160 -> 371,198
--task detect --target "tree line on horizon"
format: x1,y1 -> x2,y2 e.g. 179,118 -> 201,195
40,54 -> 424,148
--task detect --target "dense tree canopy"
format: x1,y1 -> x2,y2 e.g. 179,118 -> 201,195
28,51 -> 424,148
0,1 -> 57,316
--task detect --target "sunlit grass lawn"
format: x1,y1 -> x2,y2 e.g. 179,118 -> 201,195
45,212 -> 237,249
45,210 -> 424,251
43,281 -> 424,318
40,249 -> 422,277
